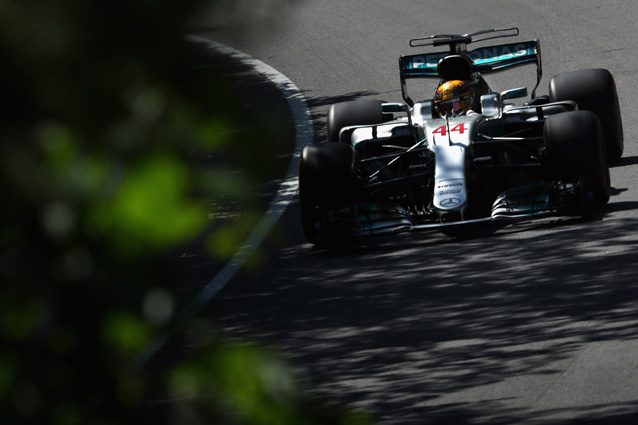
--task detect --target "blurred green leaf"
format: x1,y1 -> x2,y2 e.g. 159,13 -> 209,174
207,212 -> 261,260
103,312 -> 151,356
89,155 -> 208,255
198,118 -> 233,150
40,124 -> 77,174
208,226 -> 246,259
170,344 -> 298,425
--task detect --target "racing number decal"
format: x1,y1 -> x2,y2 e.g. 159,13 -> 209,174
431,126 -> 446,137
432,123 -> 466,137
450,123 -> 466,135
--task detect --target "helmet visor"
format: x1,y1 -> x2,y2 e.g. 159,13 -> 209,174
435,95 -> 474,117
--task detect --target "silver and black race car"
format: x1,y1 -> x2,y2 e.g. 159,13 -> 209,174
299,28 -> 624,247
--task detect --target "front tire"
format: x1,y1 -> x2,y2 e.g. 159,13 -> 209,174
543,111 -> 610,210
299,143 -> 357,246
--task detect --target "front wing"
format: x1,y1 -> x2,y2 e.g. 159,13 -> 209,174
349,181 -> 557,237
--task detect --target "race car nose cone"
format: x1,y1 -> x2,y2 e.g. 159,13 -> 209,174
432,144 -> 468,212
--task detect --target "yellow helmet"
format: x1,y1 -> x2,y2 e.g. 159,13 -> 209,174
434,79 -> 480,117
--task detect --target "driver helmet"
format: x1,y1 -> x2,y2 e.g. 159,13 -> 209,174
433,77 -> 487,117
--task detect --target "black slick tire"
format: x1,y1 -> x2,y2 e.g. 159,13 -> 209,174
298,143 -> 356,246
544,111 -> 610,210
327,99 -> 386,142
549,68 -> 624,162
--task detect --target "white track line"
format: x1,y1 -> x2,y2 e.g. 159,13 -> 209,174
137,37 -> 312,365
188,36 -> 312,299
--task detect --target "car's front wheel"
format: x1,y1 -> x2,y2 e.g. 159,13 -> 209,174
543,110 -> 610,211
299,143 -> 357,246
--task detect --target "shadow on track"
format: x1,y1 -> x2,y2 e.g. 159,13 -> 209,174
610,155 -> 638,168
210,203 -> 638,424
420,400 -> 638,425
305,90 -> 382,108
206,86 -> 638,424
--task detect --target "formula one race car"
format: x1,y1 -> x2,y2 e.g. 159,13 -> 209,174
299,28 -> 623,247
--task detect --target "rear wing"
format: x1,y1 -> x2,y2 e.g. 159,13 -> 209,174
399,37 -> 543,104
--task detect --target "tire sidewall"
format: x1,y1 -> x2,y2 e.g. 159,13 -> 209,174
543,110 -> 610,209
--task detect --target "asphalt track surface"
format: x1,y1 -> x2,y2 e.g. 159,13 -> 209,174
195,1 -> 638,424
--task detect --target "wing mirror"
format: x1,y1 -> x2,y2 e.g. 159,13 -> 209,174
381,102 -> 410,114
480,93 -> 501,118
500,87 -> 528,100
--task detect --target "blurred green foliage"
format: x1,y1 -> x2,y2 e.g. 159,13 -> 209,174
171,344 -> 372,425
0,0 -> 370,424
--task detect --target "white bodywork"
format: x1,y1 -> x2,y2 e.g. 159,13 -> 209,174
337,100 -> 560,237
423,115 -> 482,214
348,108 -> 483,215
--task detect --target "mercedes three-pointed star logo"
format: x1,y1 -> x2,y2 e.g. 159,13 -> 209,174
440,197 -> 461,207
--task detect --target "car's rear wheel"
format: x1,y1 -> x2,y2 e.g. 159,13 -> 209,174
549,68 -> 624,162
543,111 -> 610,210
299,143 -> 357,246
327,99 -> 387,142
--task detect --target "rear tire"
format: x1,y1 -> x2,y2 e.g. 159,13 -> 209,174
327,99 -> 386,142
549,68 -> 624,162
299,143 -> 357,245
544,111 -> 610,210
